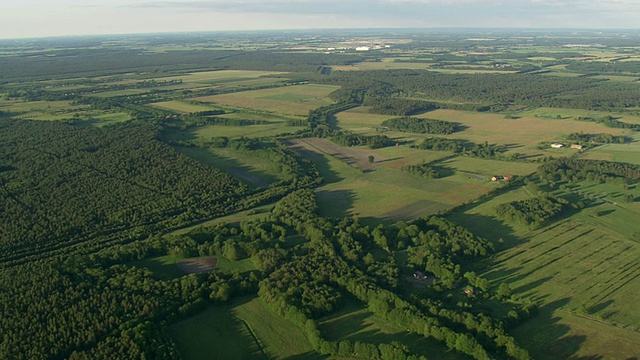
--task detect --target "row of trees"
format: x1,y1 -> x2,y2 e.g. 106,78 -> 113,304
381,116 -> 459,134
402,163 -> 450,179
564,132 -> 628,145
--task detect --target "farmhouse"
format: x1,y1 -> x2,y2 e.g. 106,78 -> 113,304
492,175 -> 513,182
413,271 -> 427,280
571,144 -> 584,150
464,287 -> 475,296
550,143 -> 564,149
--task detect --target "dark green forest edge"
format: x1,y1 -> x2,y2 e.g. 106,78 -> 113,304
2,30 -> 640,359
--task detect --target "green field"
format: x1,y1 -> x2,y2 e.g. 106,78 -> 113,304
169,204 -> 275,236
485,218 -> 640,359
301,144 -> 498,223
334,107 -> 630,159
335,106 -> 395,131
89,70 -> 288,98
216,257 -> 257,275
88,112 -> 131,126
447,175 -> 640,359
580,138 -> 640,165
192,84 -> 339,116
514,106 -> 640,124
318,301 -> 463,359
0,99 -> 89,120
150,100 -> 221,114
130,254 -> 185,280
175,146 -> 284,187
169,297 -> 320,360
154,70 -> 288,86
189,122 -> 300,139
440,157 -> 539,177
424,109 -> 628,158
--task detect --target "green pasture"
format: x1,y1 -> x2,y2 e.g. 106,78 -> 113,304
484,218 -> 640,358
0,99 -> 134,125
318,300 -> 463,359
428,68 -> 514,75
307,146 -> 496,223
375,146 -> 454,169
580,139 -> 640,165
150,100 -> 220,114
89,112 -> 131,126
446,184 -> 534,238
216,257 -> 257,275
539,71 -> 585,78
511,307 -> 640,360
190,123 -> 300,139
192,84 -> 339,116
169,297 -> 319,360
217,111 -> 303,123
156,70 -> 288,85
559,179 -> 640,238
175,146 -> 283,187
590,74 -> 640,82
514,107 -> 640,124
169,204 -> 275,236
448,174 -> 640,359
527,56 -> 557,61
91,88 -> 151,98
335,106 -> 395,131
0,99 -> 88,113
129,254 -> 184,281
441,157 -> 538,177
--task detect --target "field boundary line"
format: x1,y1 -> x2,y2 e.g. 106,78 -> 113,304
236,316 -> 270,359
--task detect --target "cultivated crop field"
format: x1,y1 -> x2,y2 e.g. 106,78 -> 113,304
191,84 -> 339,116
447,172 -> 640,359
484,219 -> 640,359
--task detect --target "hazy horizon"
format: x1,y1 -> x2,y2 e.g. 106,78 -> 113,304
2,0 -> 640,40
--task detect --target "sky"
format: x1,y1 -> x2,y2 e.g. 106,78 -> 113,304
1,0 -> 640,39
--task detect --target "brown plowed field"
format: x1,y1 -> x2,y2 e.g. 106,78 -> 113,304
285,138 -> 387,172
176,257 -> 218,274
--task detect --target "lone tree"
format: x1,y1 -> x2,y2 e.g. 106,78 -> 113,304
368,155 -> 375,163
497,282 -> 512,300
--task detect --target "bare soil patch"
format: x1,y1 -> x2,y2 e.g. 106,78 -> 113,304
176,256 -> 218,274
285,138 -> 387,171
227,168 -> 270,188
